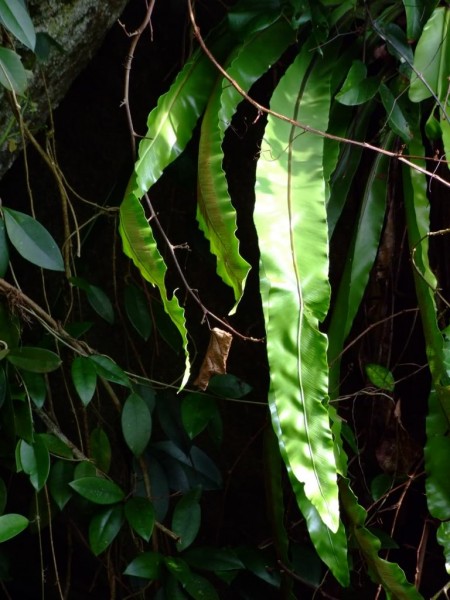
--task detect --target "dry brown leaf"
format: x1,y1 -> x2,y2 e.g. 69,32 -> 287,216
194,328 -> 233,390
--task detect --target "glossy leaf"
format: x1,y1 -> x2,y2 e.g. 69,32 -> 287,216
269,402 -> 349,585
153,441 -> 222,491
89,354 -> 129,387
69,477 -> 125,505
0,218 -> 9,277
164,574 -> 190,599
7,347 -> 61,373
19,436 -> 50,491
85,284 -> 114,324
90,427 -> 111,473
335,60 -> 379,106
425,390 -> 450,520
124,496 -> 155,542
3,208 -> 64,271
124,284 -> 152,340
254,41 -> 339,533
119,194 -> 190,388
73,461 -> 97,479
206,374 -> 251,399
437,521 -> 450,575
197,18 -> 294,307
165,557 -> 219,600
121,392 -> 152,457
403,130 -> 450,552
124,551 -> 162,579
184,547 -> 244,572
365,364 -> 395,392
327,133 -> 393,396
181,393 -> 217,439
172,488 -> 202,552
89,505 -> 123,556
379,83 -> 412,142
409,8 -> 450,103
0,47 -> 28,95
402,0 -> 425,41
326,102 -> 372,237
48,460 -> 74,510
0,513 -> 28,543
0,0 -> 36,50
130,28 -> 232,198
13,399 -> 33,443
70,277 -> 114,324
71,356 -> 97,406
147,456 -> 170,521
40,434 -> 72,459
236,546 -> 280,587
20,370 -> 46,408
120,25 -> 236,388
374,21 -> 413,65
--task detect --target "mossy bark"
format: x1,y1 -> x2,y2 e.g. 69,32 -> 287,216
0,0 -> 130,179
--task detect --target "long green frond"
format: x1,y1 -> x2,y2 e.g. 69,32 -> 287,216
255,42 -> 339,532
328,132 -> 394,396
197,18 -> 295,310
340,480 -> 423,599
119,193 -> 190,388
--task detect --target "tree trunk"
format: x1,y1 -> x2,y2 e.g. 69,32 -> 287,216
0,0 -> 130,179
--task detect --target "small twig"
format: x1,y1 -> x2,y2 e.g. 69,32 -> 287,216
121,0 -> 156,158
329,308 -> 419,367
35,408 -> 89,462
141,193 -> 260,342
415,519 -> 430,589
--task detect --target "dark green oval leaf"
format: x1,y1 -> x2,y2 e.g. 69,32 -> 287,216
124,284 -> 152,340
90,427 -> 111,473
0,513 -> 28,542
336,60 -> 379,106
121,393 -> 152,457
365,363 -> 395,392
0,0 -> 36,50
7,347 -> 62,373
19,436 -> 50,491
89,355 -> 130,387
69,477 -> 125,505
181,393 -> 217,439
172,488 -> 202,552
3,208 -> 64,271
0,47 -> 28,95
73,461 -> 97,479
165,557 -> 219,600
124,551 -> 163,579
207,374 -> 252,399
20,370 -> 46,408
379,83 -> 412,142
183,547 -> 244,572
71,356 -> 97,406
48,460 -> 74,510
86,284 -> 114,324
40,433 -> 72,459
89,505 -> 123,556
124,496 -> 155,542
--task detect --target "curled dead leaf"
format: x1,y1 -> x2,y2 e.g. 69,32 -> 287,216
194,328 -> 233,391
